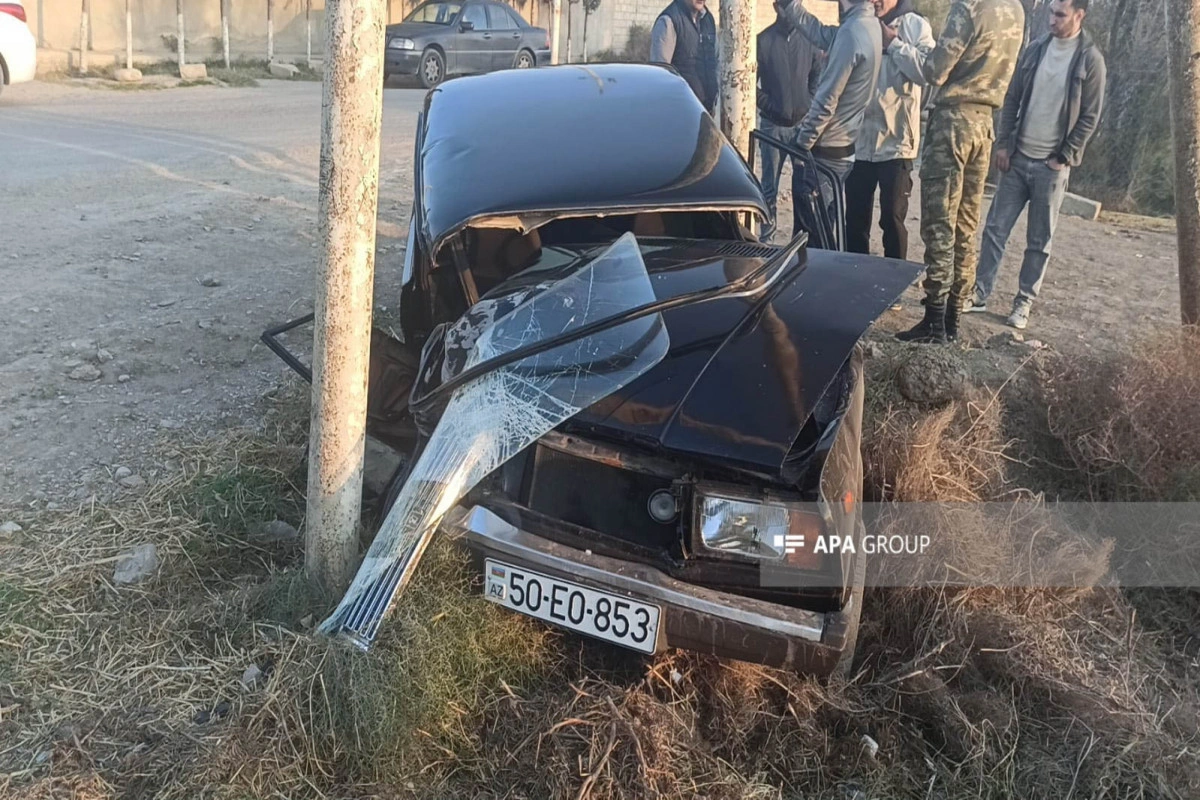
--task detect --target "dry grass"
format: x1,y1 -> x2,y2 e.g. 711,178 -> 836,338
1044,326 -> 1200,501
2,340 -> 1199,799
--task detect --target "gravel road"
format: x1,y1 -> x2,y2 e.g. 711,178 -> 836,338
0,80 -> 424,503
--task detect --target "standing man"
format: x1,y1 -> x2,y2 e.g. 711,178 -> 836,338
845,0 -> 935,259
969,0 -> 1106,330
757,1 -> 824,239
650,0 -> 719,114
777,0 -> 882,236
892,0 -> 1025,344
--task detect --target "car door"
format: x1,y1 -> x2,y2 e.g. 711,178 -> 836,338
452,2 -> 492,74
485,3 -> 523,70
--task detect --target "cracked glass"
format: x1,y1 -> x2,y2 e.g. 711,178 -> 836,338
318,233 -> 671,648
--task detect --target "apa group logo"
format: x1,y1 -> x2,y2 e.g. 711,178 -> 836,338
774,534 -> 932,555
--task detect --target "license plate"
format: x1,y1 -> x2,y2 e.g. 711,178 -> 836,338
483,560 -> 660,654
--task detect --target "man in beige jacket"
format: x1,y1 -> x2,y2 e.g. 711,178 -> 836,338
845,0 -> 934,260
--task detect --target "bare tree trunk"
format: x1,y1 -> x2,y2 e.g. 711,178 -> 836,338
307,0 -> 386,595
267,0 -> 275,62
306,0 -> 313,67
78,0 -> 88,74
125,0 -> 133,69
222,0 -> 231,68
1167,0 -> 1200,324
551,0 -> 562,63
177,0 -> 186,68
718,0 -> 755,158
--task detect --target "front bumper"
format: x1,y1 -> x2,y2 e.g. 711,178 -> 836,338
384,49 -> 422,76
450,505 -> 853,674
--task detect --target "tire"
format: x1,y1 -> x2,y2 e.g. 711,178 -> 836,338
419,48 -> 445,89
514,49 -> 534,69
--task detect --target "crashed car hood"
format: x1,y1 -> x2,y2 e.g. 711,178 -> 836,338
569,245 -> 920,475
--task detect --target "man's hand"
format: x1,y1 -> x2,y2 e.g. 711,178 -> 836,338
880,20 -> 898,48
995,148 -> 1011,173
1046,155 -> 1067,172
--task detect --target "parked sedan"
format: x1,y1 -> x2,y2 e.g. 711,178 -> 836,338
385,0 -> 551,89
0,0 -> 36,96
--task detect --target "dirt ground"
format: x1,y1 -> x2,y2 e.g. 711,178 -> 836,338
0,78 -> 1182,508
0,79 -> 420,506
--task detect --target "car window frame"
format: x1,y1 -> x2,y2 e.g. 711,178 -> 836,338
460,2 -> 489,31
406,1 -> 463,25
487,4 -> 519,30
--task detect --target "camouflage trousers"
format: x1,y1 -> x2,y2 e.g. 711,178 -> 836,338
920,105 -> 995,309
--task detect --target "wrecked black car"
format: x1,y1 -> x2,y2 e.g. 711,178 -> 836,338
268,64 -> 920,675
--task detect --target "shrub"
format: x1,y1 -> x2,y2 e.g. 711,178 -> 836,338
1044,327 -> 1200,501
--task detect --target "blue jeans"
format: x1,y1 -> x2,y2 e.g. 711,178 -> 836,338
758,120 -> 807,235
974,150 -> 1071,306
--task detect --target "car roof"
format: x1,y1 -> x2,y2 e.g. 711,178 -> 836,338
418,63 -> 767,252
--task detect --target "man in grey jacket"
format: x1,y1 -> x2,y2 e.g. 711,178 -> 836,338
845,0 -> 934,259
777,0 -> 881,237
968,0 -> 1106,329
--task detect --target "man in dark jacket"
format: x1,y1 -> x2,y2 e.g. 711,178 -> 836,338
756,2 -> 824,239
650,0 -> 719,113
968,0 -> 1106,330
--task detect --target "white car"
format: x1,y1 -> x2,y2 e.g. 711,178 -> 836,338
0,0 -> 35,95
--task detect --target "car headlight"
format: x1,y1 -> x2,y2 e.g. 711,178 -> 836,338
695,489 -> 824,567
388,37 -> 415,50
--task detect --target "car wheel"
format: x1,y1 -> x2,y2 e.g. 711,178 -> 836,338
514,50 -> 534,69
419,49 -> 445,89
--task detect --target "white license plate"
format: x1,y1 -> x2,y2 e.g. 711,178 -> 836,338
483,560 -> 661,654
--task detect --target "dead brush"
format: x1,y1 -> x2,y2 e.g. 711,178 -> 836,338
1043,326 -> 1200,500
863,384 -> 1012,504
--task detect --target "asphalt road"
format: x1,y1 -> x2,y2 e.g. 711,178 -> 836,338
0,80 -> 427,502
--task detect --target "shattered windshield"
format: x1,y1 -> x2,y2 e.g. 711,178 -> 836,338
319,234 -> 671,648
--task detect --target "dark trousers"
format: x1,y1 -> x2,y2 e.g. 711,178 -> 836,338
845,158 -> 914,259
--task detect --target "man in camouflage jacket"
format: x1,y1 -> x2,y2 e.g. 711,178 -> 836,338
892,0 -> 1025,344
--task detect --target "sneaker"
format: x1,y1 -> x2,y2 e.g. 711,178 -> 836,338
964,298 -> 989,314
1006,301 -> 1031,330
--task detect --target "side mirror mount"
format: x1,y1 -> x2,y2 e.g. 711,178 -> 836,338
460,19 -> 475,31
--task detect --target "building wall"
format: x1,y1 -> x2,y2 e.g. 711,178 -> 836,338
27,0 -> 837,61
29,0 -> 331,59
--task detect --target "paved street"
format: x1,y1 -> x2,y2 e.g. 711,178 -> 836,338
0,81 -> 425,501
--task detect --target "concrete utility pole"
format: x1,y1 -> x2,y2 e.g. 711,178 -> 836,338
78,0 -> 88,74
306,0 -> 313,67
124,0 -> 133,69
1167,0 -> 1200,325
306,0 -> 387,595
177,0 -> 186,68
222,0 -> 231,68
267,0 -> 275,61
552,0 -> 562,63
718,0 -> 756,158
